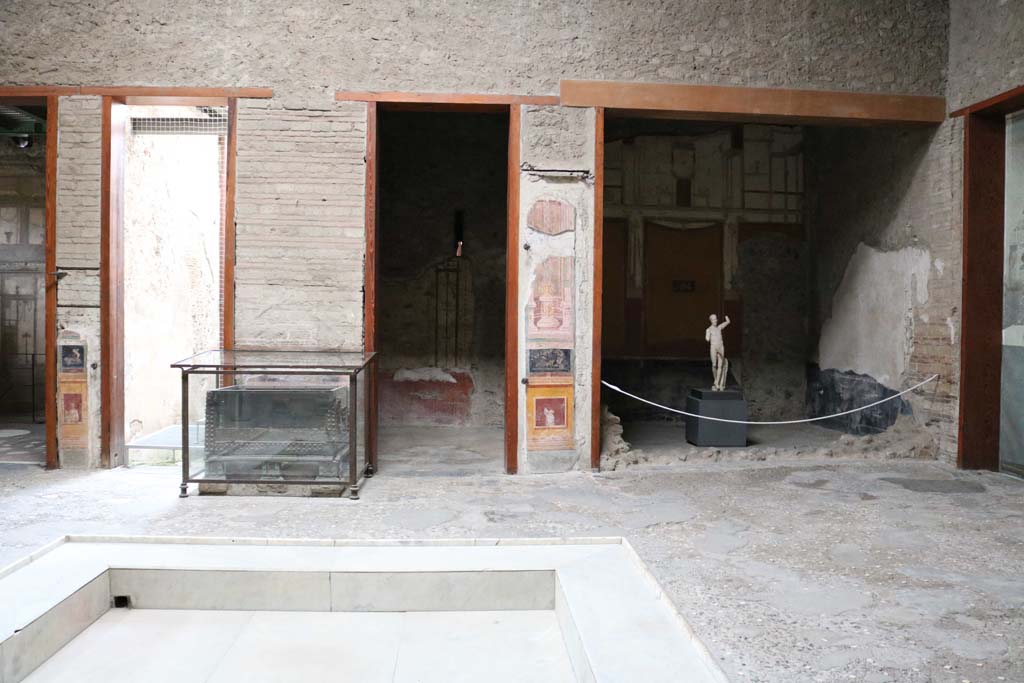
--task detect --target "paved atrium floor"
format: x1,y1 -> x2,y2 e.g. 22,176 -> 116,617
1,455 -> 1021,683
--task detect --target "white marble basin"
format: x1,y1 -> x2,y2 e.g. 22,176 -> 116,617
0,536 -> 727,682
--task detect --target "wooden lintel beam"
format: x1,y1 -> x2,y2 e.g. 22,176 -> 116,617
335,90 -> 559,106
0,86 -> 81,96
124,96 -> 229,107
80,86 -> 273,98
0,86 -> 273,100
560,80 -> 946,126
950,83 -> 1024,118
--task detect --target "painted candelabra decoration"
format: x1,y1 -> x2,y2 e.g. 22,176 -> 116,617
705,314 -> 731,391
526,256 -> 574,346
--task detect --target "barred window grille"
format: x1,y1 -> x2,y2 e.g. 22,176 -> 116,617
129,107 -> 228,136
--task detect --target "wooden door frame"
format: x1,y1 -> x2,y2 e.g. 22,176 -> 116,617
100,97 -> 126,468
44,96 -> 59,468
590,108 -> 604,469
951,84 -> 1024,470
354,95 -> 522,474
101,95 -> 240,468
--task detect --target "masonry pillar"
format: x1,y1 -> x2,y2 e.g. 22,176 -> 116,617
517,105 -> 597,472
52,95 -> 103,468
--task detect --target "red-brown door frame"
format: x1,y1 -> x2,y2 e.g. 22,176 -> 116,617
363,102 -> 380,473
354,95 -> 527,474
590,107 -> 604,470
100,96 -> 127,468
44,96 -> 59,468
951,85 -> 1024,470
101,94 -> 242,468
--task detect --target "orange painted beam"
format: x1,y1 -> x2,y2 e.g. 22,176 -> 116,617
560,80 -> 946,126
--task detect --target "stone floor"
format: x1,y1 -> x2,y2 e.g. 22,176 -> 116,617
1,440 -> 1022,682
0,421 -> 46,465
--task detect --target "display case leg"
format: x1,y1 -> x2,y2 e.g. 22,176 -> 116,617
180,371 -> 190,498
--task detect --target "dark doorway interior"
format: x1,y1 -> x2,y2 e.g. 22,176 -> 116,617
0,99 -> 47,465
376,109 -> 509,470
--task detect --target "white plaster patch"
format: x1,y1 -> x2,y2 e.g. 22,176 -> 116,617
1004,325 -> 1024,348
947,317 -> 958,346
818,243 -> 931,386
933,257 -> 944,275
393,368 -> 457,384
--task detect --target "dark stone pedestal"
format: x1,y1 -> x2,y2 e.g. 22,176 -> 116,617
685,388 -> 748,447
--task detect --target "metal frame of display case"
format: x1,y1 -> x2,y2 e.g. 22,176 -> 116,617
171,350 -> 376,500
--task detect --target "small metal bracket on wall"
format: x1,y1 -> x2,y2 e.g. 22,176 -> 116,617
520,163 -> 593,183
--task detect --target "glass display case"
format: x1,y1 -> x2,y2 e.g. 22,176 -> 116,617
171,350 -> 376,499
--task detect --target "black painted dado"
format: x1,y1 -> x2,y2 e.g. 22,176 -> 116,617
806,365 -> 910,435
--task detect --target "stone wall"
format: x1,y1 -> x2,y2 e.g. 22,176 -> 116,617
948,0 -> 1024,111
805,121 -> 963,460
0,1 -> 947,98
0,0 -> 968,469
55,95 -> 103,468
234,100 -> 366,349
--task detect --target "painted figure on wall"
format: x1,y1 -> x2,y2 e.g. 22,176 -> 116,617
62,393 -> 82,424
705,314 -> 731,391
534,397 -> 567,428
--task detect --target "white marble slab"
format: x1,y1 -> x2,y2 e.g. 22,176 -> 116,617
21,609 -> 574,683
329,570 -> 554,611
23,610 -> 255,683
109,569 -> 332,611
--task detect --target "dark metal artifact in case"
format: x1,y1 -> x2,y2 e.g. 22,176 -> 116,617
204,386 -> 350,479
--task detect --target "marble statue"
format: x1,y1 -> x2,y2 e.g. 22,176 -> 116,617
705,314 -> 731,391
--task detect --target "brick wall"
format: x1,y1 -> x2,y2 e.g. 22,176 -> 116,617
807,119 -> 963,462
55,95 -> 103,467
234,100 -> 367,350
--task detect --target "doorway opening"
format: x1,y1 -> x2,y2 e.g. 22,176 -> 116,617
375,108 -> 509,474
0,97 -> 49,466
116,103 -> 230,466
599,115 -> 871,462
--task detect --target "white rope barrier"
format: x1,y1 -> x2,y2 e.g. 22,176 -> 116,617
601,374 -> 939,425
